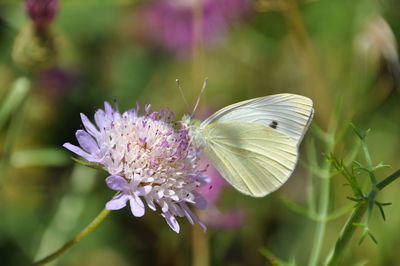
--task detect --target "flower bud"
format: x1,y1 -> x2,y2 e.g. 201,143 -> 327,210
12,23 -> 59,70
25,0 -> 58,29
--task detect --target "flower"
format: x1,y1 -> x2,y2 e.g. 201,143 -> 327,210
134,0 -> 251,54
25,0 -> 59,29
37,67 -> 79,99
63,102 -> 209,233
13,0 -> 60,70
355,16 -> 398,65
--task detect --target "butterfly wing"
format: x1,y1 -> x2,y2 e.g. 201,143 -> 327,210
200,121 -> 298,197
200,94 -> 314,146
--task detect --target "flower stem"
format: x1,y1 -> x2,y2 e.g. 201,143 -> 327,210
325,201 -> 368,265
360,137 -> 378,185
192,210 -> 209,266
32,208 -> 111,266
376,168 -> 400,190
308,157 -> 331,266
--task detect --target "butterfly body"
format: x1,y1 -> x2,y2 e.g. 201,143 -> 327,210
182,93 -> 314,197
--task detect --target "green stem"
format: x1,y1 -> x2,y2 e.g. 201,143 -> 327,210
324,148 -> 400,265
32,208 -> 111,266
307,126 -> 335,266
0,77 -> 30,132
360,138 -> 377,185
308,120 -> 337,266
325,201 -> 368,266
308,160 -> 331,266
376,168 -> 400,190
0,90 -> 28,187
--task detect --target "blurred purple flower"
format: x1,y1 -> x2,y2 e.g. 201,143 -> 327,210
198,162 -> 227,205
135,0 -> 251,54
37,67 -> 79,98
64,102 -> 209,233
25,0 -> 58,29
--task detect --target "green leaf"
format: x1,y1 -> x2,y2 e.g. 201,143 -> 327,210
71,157 -> 107,172
259,247 -> 295,266
358,229 -> 368,245
350,123 -> 364,140
375,201 -> 386,221
352,223 -> 366,228
371,161 -> 391,172
367,231 -> 378,244
11,148 -> 70,168
0,77 -> 30,132
347,197 -> 363,202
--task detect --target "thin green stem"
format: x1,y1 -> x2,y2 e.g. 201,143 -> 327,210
32,208 -> 111,266
325,201 -> 368,266
360,138 -> 377,185
308,160 -> 331,266
324,145 -> 400,265
308,129 -> 335,266
0,78 -> 30,132
377,168 -> 400,190
0,90 -> 28,187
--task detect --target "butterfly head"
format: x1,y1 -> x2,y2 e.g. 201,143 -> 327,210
181,114 -> 203,147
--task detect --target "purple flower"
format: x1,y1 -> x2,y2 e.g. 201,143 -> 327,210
37,67 -> 79,98
64,102 -> 209,233
135,0 -> 251,54
198,161 -> 228,205
25,0 -> 58,29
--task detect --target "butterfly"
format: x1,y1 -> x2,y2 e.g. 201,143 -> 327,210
181,92 -> 314,197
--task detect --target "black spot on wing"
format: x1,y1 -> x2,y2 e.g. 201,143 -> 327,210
269,120 -> 278,129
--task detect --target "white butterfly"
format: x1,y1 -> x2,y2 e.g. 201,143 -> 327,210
182,93 -> 314,197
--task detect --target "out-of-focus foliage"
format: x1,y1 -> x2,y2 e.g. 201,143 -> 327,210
0,0 -> 399,265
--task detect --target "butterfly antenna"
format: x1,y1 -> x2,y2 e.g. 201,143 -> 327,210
176,79 -> 190,112
191,77 -> 208,117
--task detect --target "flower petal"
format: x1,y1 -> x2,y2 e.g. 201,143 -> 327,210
63,142 -> 95,161
192,190 -> 207,210
162,212 -> 180,234
137,185 -> 152,195
106,176 -> 129,191
94,109 -> 109,130
181,203 -> 207,232
104,101 -> 114,119
180,203 -> 194,225
76,130 -> 100,155
160,200 -> 168,212
106,194 -> 129,210
129,195 -> 145,217
80,113 -> 99,137
145,197 -> 156,211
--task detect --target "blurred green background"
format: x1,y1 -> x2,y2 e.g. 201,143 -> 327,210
0,0 -> 400,265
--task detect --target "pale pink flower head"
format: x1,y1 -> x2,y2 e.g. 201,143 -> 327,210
63,102 -> 209,233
